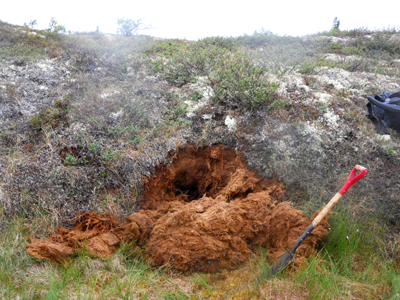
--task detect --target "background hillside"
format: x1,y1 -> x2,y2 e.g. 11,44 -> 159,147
1,20 -> 400,299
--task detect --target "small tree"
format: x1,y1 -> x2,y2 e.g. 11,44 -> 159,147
116,18 -> 152,36
48,17 -> 66,33
332,17 -> 340,30
253,28 -> 273,36
24,19 -> 37,29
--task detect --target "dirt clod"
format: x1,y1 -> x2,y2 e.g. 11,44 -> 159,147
27,144 -> 329,272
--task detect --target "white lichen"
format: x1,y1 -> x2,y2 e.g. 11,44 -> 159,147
283,74 -> 310,92
377,134 -> 391,141
37,60 -> 54,72
70,122 -> 87,135
110,109 -> 124,119
305,92 -> 332,105
323,108 -> 340,129
225,116 -> 236,131
182,76 -> 214,117
316,92 -> 332,104
100,90 -> 120,99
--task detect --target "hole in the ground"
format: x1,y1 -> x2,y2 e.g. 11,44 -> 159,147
27,143 -> 331,273
172,169 -> 203,201
174,183 -> 201,201
140,144 -> 243,210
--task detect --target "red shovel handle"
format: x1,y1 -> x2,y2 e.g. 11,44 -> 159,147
312,165 -> 368,227
339,165 -> 368,195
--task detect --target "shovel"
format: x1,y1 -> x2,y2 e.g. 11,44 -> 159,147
261,165 -> 368,279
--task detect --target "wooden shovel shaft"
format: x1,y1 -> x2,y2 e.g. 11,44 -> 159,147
312,193 -> 342,227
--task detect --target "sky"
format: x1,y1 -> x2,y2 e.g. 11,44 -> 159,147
2,0 -> 399,40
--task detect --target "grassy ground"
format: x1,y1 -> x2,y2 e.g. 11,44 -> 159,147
1,208 -> 399,299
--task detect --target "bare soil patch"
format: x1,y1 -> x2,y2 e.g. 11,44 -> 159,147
27,144 -> 328,272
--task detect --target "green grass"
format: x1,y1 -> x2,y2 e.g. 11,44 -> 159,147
0,208 -> 398,299
288,210 -> 398,299
0,216 -> 178,299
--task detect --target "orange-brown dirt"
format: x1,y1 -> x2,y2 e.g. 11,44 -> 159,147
27,144 -> 329,272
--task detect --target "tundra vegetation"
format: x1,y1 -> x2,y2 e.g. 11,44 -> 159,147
0,18 -> 400,299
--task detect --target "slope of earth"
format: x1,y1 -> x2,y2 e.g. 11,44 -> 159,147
2,24 -> 399,227
1,21 -> 400,298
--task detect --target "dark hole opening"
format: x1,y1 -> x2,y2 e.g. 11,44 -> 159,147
174,183 -> 202,202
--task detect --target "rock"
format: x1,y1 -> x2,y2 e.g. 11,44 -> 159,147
389,34 -> 400,43
331,37 -> 351,44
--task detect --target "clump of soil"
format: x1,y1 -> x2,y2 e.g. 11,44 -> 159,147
27,144 -> 329,272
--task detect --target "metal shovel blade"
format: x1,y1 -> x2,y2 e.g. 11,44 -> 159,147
260,249 -> 295,280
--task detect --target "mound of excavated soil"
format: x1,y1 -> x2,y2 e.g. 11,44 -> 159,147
27,144 -> 329,272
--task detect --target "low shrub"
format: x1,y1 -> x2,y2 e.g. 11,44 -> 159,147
28,96 -> 71,135
156,42 -> 227,86
210,51 -> 278,108
235,28 -> 275,48
197,36 -> 238,50
149,40 -> 278,109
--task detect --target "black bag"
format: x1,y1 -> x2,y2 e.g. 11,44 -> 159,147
367,92 -> 400,134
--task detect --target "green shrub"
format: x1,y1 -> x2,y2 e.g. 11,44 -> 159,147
297,60 -> 318,74
150,41 -> 278,109
342,46 -> 360,55
0,22 -> 49,60
359,34 -> 400,56
328,42 -> 342,53
101,147 -> 119,160
146,40 -> 186,57
198,36 -> 237,50
236,28 -> 274,48
28,97 -> 71,135
158,42 -> 228,86
319,28 -> 400,59
64,153 -> 78,166
210,51 -> 278,108
88,142 -> 98,154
